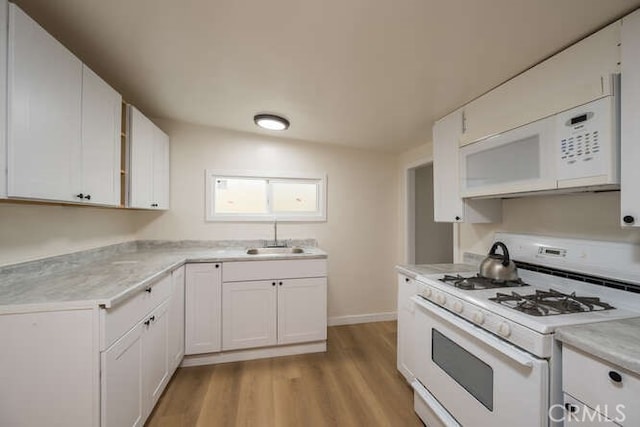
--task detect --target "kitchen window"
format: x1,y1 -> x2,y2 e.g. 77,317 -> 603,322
205,170 -> 327,221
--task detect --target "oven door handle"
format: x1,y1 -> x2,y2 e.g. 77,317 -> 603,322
412,296 -> 535,368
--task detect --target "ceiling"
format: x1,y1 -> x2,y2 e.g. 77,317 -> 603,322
14,0 -> 640,152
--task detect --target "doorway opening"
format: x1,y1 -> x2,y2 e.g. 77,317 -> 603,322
406,163 -> 453,264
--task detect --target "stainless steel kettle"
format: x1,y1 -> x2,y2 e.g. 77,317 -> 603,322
479,241 -> 518,282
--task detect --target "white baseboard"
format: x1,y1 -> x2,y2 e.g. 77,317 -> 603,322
180,341 -> 326,367
328,311 -> 397,326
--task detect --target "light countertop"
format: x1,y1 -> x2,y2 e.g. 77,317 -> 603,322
556,317 -> 640,376
396,263 -> 478,279
0,241 -> 327,314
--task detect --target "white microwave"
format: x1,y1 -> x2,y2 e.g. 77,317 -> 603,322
459,91 -> 620,198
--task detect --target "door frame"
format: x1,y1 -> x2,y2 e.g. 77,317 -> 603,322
403,156 -> 459,264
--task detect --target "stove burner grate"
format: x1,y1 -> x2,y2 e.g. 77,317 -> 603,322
489,289 -> 615,316
441,274 -> 529,290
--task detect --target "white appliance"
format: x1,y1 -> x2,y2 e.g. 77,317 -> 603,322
411,233 -> 640,427
459,76 -> 620,198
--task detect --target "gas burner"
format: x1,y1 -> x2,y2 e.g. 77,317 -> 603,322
441,274 -> 529,290
489,289 -> 616,316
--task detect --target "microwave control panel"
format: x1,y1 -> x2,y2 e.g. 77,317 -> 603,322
555,96 -> 615,182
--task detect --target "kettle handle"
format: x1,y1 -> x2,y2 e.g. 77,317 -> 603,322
489,242 -> 511,267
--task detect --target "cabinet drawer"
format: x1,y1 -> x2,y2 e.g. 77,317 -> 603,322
100,273 -> 172,350
563,345 -> 640,425
563,393 -> 622,426
222,259 -> 327,282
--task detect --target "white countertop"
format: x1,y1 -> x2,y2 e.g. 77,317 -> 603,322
0,242 -> 327,314
396,263 -> 478,279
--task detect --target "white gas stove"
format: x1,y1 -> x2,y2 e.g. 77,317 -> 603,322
410,233 -> 640,427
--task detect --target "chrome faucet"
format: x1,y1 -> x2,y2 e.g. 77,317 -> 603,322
274,218 -> 279,246
266,218 -> 288,248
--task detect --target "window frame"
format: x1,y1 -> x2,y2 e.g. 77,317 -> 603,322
205,169 -> 327,222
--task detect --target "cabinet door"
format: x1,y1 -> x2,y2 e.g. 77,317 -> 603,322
433,110 -> 464,222
621,9 -> 640,227
142,300 -> 170,418
433,110 -> 502,223
277,277 -> 327,345
185,263 -> 222,355
0,0 -> 7,198
81,65 -> 121,206
397,274 -> 417,382
7,3 -> 82,202
222,280 -> 277,350
152,126 -> 170,209
128,106 -> 154,208
461,21 -> 621,146
168,266 -> 185,370
101,322 -> 144,427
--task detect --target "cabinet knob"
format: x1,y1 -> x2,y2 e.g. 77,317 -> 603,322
75,193 -> 84,199
564,403 -> 577,413
215,264 -> 220,268
609,371 -> 622,383
151,203 -> 159,207
623,215 -> 635,225
455,216 -> 461,221
84,194 -> 91,200
405,277 -> 410,283
150,315 -> 155,323
279,281 -> 283,286
144,319 -> 151,326
272,282 -> 276,286
144,287 -> 152,293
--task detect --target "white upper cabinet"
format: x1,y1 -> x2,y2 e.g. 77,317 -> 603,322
128,106 -> 170,210
621,9 -> 640,227
433,109 -> 501,223
0,0 -> 8,199
7,4 -> 121,206
461,21 -> 621,147
7,3 -> 82,202
81,66 -> 122,206
152,126 -> 170,209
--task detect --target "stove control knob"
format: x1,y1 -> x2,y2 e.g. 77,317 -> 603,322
498,323 -> 511,338
473,312 -> 485,325
435,293 -> 446,305
422,288 -> 432,298
453,301 -> 464,313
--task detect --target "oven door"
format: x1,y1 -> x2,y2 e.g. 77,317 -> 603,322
412,296 -> 549,427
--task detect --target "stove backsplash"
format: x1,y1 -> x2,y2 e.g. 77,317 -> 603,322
515,261 -> 640,294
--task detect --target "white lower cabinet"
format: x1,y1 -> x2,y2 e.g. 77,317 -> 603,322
168,265 -> 185,370
101,322 -> 144,427
142,300 -> 170,415
222,277 -> 327,351
185,263 -> 222,355
397,273 -> 417,382
101,272 -> 181,427
562,345 -> 639,426
222,280 -> 278,350
277,277 -> 327,345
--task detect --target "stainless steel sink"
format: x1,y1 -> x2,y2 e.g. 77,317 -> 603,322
246,247 -> 304,255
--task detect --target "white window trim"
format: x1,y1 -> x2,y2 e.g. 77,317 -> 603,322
205,169 -> 327,222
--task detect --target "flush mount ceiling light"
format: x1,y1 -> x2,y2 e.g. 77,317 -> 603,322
254,113 -> 290,131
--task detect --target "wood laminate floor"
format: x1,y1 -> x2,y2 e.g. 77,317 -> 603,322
146,321 -> 422,427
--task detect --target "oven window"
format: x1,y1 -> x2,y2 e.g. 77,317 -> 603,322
432,329 -> 494,411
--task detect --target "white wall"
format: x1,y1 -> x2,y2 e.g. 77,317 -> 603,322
397,143 -> 640,261
0,203 -> 151,266
136,120 -> 400,321
458,191 -> 640,256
